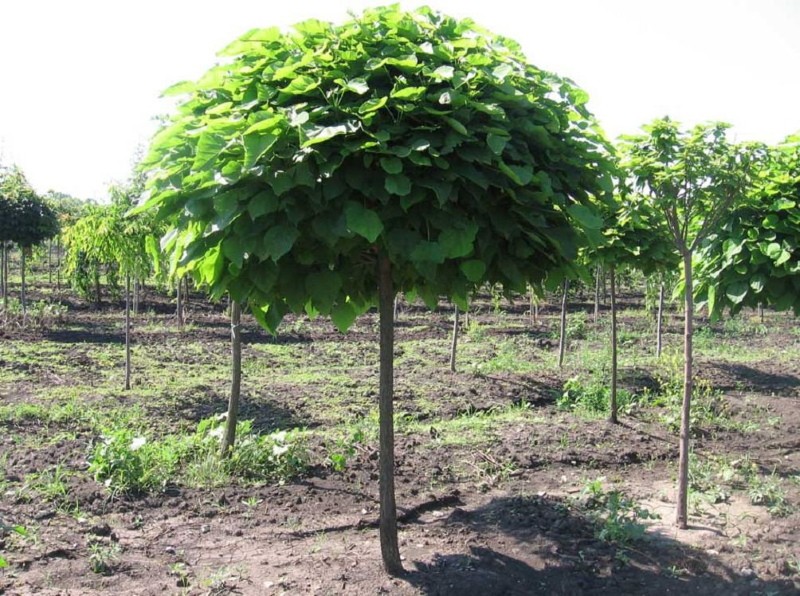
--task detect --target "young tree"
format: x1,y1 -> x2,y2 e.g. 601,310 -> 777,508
696,134 -> 800,317
138,6 -> 614,573
620,118 -> 756,528
0,166 -> 58,314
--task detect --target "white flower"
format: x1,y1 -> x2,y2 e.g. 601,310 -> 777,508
129,437 -> 147,451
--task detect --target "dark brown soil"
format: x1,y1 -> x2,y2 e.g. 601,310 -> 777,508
1,287 -> 799,595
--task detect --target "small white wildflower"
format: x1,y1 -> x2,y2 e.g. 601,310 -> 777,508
129,437 -> 147,451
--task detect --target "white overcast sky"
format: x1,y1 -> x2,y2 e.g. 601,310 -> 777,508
0,0 -> 798,200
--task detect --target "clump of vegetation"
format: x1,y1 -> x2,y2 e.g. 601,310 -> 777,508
0,522 -> 28,569
89,416 -> 308,494
325,427 -> 367,472
0,298 -> 67,329
558,376 -> 636,416
577,477 -> 659,545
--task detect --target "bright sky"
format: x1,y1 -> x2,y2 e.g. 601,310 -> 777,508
1,0 -> 798,201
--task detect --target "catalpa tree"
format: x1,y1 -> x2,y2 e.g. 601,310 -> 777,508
138,6 -> 614,573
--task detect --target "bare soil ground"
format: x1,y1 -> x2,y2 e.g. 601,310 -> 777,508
1,286 -> 799,595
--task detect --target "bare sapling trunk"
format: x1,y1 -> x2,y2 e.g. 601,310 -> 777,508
558,279 -> 569,368
222,300 -> 242,456
133,279 -> 139,316
758,303 -> 764,324
176,276 -> 184,328
2,244 -> 8,309
449,304 -> 459,372
56,236 -> 61,292
124,273 -> 131,391
656,281 -> 664,358
676,250 -> 694,529
0,244 -> 5,301
594,264 -> 601,325
94,269 -> 101,308
609,266 -> 618,424
20,247 -> 27,318
393,295 -> 398,321
377,252 -> 402,575
48,239 -> 53,285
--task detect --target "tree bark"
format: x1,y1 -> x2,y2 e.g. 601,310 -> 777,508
124,273 -> 131,391
609,266 -> 618,424
133,279 -> 139,316
94,269 -> 101,308
0,244 -> 5,301
558,279 -> 569,368
2,244 -> 8,309
594,264 -> 601,325
676,251 -> 694,529
48,239 -> 53,285
176,276 -> 184,328
377,252 -> 403,575
656,281 -> 664,358
758,303 -> 764,324
56,236 -> 61,292
222,299 -> 242,456
449,304 -> 459,373
20,247 -> 27,317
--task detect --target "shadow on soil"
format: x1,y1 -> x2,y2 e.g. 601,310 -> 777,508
705,362 -> 800,397
296,493 -> 797,595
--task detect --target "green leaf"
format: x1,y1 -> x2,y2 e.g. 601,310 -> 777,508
390,86 -> 426,101
498,161 -> 533,185
344,78 -> 369,95
492,63 -> 513,81
243,132 -> 278,170
358,96 -> 388,114
193,132 -> 227,172
385,174 -> 412,196
243,115 -> 283,136
302,121 -> 359,147
331,301 -> 358,332
459,259 -> 486,282
222,235 -> 246,268
567,204 -> 603,230
725,281 -> 749,305
197,244 -> 225,285
261,224 -> 299,261
410,241 -> 445,264
345,202 -> 383,242
750,274 -> 767,293
442,116 -> 468,136
439,224 -> 478,258
379,157 -> 403,174
280,75 -> 319,95
486,133 -> 508,155
305,270 -> 342,314
430,65 -> 454,80
247,190 -> 279,219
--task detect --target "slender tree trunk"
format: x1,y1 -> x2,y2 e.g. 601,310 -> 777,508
2,244 -> 8,309
222,300 -> 242,456
758,303 -> 764,324
377,252 -> 402,575
602,270 -> 607,304
94,269 -> 101,308
56,236 -> 61,292
594,264 -> 601,325
449,304 -> 459,373
609,266 -> 618,424
176,277 -> 184,328
529,288 -> 535,326
133,279 -> 139,315
393,295 -> 399,321
0,244 -> 5,301
48,239 -> 53,285
20,247 -> 27,317
656,281 -> 664,358
124,273 -> 131,391
558,279 -> 569,368
676,251 -> 694,529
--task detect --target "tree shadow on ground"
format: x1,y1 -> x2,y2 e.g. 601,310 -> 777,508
703,362 -> 800,397
397,494 -> 797,595
144,388 -> 309,434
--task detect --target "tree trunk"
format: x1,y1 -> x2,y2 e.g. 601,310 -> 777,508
377,252 -> 402,575
124,273 -> 131,391
48,239 -> 53,285
449,305 -> 459,373
676,251 -> 694,529
758,303 -> 764,324
594,264 -> 601,325
2,244 -> 8,309
94,269 -> 101,308
656,281 -> 664,358
558,279 -> 569,368
0,244 -> 5,301
133,279 -> 139,316
20,247 -> 27,317
56,236 -> 61,292
609,266 -> 618,424
393,295 -> 399,321
222,300 -> 242,456
176,277 -> 184,328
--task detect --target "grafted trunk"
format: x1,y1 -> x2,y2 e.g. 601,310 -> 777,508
676,251 -> 694,529
20,248 -> 27,317
609,266 -> 618,424
221,300 -> 242,456
558,279 -> 569,368
656,281 -> 664,358
594,264 -> 601,325
377,252 -> 402,575
449,304 -> 459,372
176,277 -> 184,328
124,273 -> 131,391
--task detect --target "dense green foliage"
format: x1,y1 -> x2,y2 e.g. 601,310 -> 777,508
0,165 -> 58,248
696,134 -> 800,315
139,5 -> 615,332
